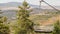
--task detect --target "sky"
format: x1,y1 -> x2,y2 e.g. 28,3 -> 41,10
0,0 -> 60,6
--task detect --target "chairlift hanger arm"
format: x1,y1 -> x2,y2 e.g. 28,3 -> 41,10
40,1 -> 42,7
40,0 -> 44,7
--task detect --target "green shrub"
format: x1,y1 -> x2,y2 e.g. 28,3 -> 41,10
52,20 -> 60,34
0,23 -> 10,34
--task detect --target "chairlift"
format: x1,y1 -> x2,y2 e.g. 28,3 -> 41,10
34,0 -> 57,33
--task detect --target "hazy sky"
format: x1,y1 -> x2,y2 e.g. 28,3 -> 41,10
0,0 -> 60,6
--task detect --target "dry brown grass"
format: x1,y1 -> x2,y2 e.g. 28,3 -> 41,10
40,15 -> 60,26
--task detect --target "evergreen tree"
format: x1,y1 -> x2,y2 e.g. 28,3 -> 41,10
52,20 -> 60,34
15,0 -> 34,34
0,23 -> 10,34
0,10 -> 10,34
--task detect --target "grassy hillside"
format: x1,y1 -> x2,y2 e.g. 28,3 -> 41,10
29,10 -> 60,26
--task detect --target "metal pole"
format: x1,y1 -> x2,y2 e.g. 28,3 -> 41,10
43,1 -> 60,12
40,1 -> 42,9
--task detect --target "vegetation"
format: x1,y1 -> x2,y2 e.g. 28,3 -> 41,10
11,0 -> 34,34
0,12 -> 10,34
52,20 -> 60,34
0,0 -> 60,34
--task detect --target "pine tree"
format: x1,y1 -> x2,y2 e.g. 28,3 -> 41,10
52,20 -> 60,34
0,10 -> 10,34
15,0 -> 34,34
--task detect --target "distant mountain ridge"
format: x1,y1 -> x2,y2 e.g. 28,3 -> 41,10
0,2 -> 60,9
0,2 -> 22,7
0,2 -> 39,8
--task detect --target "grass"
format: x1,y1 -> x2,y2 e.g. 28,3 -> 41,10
29,11 -> 60,25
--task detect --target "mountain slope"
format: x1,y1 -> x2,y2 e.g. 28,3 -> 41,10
0,2 -> 39,8
0,2 -> 22,7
